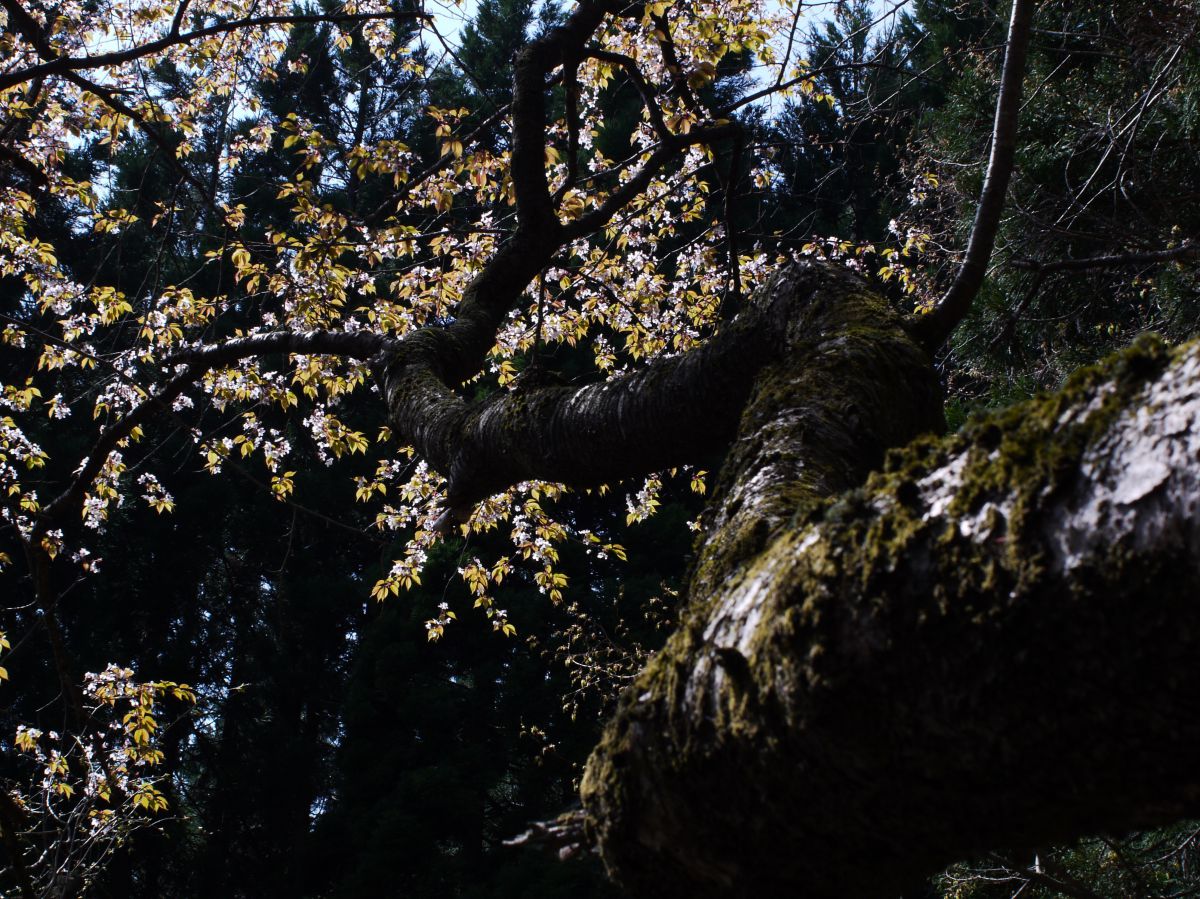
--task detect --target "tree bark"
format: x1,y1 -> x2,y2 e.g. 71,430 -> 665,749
375,262 -> 909,511
373,258 -> 1200,895
911,0 -> 1037,352
580,269 -> 1200,897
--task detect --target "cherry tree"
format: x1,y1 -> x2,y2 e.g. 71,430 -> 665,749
2,0 -> 1199,894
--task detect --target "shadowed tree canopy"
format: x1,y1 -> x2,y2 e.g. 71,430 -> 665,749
1,0 -> 1199,896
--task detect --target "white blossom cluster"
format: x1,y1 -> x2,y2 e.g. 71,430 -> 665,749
9,663 -> 195,890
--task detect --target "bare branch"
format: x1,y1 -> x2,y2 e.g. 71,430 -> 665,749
379,265 -> 783,509
1011,240 -> 1199,275
168,0 -> 192,37
585,49 -> 672,142
911,0 -> 1038,352
0,143 -> 49,187
992,240 -> 1199,349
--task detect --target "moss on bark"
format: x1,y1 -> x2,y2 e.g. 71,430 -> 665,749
582,293 -> 1200,898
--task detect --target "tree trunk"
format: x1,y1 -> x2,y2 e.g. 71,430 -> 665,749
580,268 -> 1200,897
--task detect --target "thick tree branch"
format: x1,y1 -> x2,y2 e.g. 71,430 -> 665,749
509,2 -> 609,235
585,50 -> 672,142
374,4 -> 744,497
169,0 -> 193,37
582,280 -> 1200,897
0,143 -> 49,187
911,0 -> 1037,352
390,1 -> 614,387
379,265 -> 814,512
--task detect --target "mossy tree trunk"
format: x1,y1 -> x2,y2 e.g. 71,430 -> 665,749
578,268 -> 1200,898
376,258 -> 1200,896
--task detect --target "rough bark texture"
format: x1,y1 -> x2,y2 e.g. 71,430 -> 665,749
376,264 -> 865,510
581,293 -> 1200,896
377,297 -> 765,507
370,0 -> 738,514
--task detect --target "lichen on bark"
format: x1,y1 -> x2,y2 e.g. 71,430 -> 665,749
582,288 -> 1200,898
